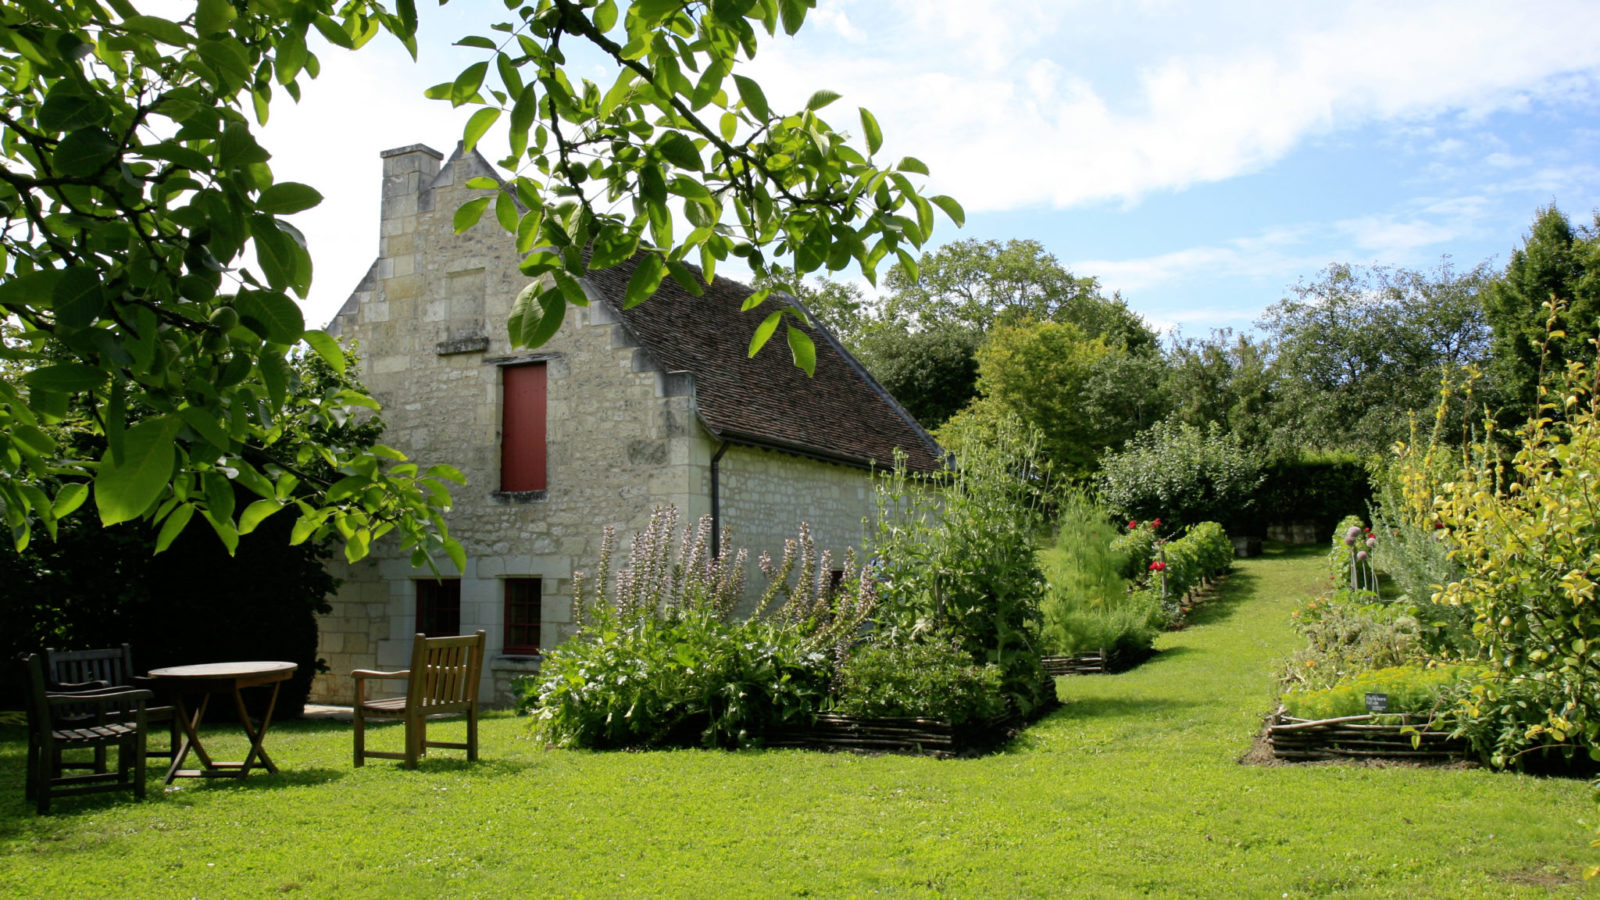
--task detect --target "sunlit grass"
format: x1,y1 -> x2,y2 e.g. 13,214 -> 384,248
2,544 -> 1595,898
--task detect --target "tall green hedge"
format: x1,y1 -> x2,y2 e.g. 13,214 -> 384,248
1241,454 -> 1373,538
0,503 -> 335,717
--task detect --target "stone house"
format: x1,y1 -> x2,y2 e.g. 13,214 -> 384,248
311,142 -> 944,705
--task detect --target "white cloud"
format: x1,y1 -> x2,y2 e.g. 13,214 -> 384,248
750,0 -> 1600,212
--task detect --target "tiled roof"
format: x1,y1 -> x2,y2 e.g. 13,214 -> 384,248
584,256 -> 945,474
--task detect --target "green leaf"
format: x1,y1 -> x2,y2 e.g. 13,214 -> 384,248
179,404 -> 232,452
495,191 -> 518,233
53,129 -> 117,177
929,194 -> 965,227
256,182 -> 324,215
590,225 -> 639,270
453,196 -> 491,233
237,498 -> 282,536
95,416 -> 180,526
859,107 -> 882,156
203,470 -> 235,529
195,0 -> 236,37
656,132 -> 703,171
154,503 -> 196,554
786,323 -> 816,376
122,15 -> 193,46
741,287 -> 771,313
302,329 -> 347,374
551,269 -> 591,307
236,291 -> 305,344
624,255 -> 667,308
805,89 -> 841,111
451,61 -> 488,107
39,82 -> 107,133
258,350 -> 290,409
51,482 -> 89,519
778,0 -> 808,34
24,363 -> 106,393
727,75 -> 767,122
0,268 -> 63,306
425,463 -> 468,484
519,286 -> 567,348
51,267 -> 107,329
749,309 -> 784,357
594,0 -> 618,31
897,156 -> 930,175
464,106 -> 501,153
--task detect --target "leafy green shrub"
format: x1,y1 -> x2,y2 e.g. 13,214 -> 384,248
521,615 -> 829,749
831,640 -> 1006,725
1038,492 -> 1162,657
1282,663 -> 1480,720
1108,519 -> 1160,581
870,416 -> 1052,713
1431,350 -> 1600,763
1096,419 -> 1264,531
525,508 -> 881,749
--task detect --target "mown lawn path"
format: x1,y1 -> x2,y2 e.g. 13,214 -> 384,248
1,545 -> 1596,897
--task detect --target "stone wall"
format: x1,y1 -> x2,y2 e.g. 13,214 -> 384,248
714,442 -> 875,611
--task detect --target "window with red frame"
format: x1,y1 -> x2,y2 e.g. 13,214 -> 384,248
416,578 -> 461,637
503,577 -> 542,655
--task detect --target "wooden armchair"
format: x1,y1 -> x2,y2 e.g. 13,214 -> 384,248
352,631 -> 485,769
45,644 -> 179,768
22,653 -> 150,814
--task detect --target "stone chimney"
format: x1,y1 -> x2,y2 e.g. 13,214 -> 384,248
378,144 -> 442,257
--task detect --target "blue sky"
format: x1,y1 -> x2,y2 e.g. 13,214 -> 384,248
260,0 -> 1600,339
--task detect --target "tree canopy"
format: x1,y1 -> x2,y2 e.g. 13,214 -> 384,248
0,0 -> 955,559
1482,205 -> 1600,415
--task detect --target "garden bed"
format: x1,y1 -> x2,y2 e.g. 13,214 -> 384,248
1265,709 -> 1470,762
1040,646 -> 1153,676
768,702 -> 1056,759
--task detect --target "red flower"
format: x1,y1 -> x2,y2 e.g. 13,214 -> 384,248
1152,518 -> 1162,528
1128,520 -> 1138,529
1433,521 -> 1444,530
1149,560 -> 1167,572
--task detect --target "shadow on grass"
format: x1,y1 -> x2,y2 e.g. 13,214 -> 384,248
1176,567 -> 1258,629
1046,694 -> 1197,721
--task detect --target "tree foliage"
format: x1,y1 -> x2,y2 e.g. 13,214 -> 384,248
447,0 -> 961,375
880,238 -> 1153,350
0,0 -> 467,563
1434,353 -> 1600,767
1096,419 -> 1264,531
1257,260 -> 1492,454
0,0 -> 952,562
937,319 -> 1159,478
1483,205 -> 1600,416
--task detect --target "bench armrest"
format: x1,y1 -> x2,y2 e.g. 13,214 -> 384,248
351,669 -> 409,679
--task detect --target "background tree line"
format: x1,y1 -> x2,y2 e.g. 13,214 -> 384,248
800,206 -> 1600,532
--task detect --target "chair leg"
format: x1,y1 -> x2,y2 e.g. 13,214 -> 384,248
25,735 -> 38,802
353,708 -> 366,768
404,714 -> 422,769
133,731 -> 147,801
467,707 -> 479,762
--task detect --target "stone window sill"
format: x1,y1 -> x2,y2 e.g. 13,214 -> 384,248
491,490 -> 546,504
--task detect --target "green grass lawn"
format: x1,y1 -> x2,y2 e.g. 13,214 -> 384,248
3,545 -> 1596,898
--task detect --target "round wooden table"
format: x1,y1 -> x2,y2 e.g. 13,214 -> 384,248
146,661 -> 297,785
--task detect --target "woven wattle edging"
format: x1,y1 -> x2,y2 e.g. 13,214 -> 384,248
768,697 -> 1059,759
1266,708 -> 1471,761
